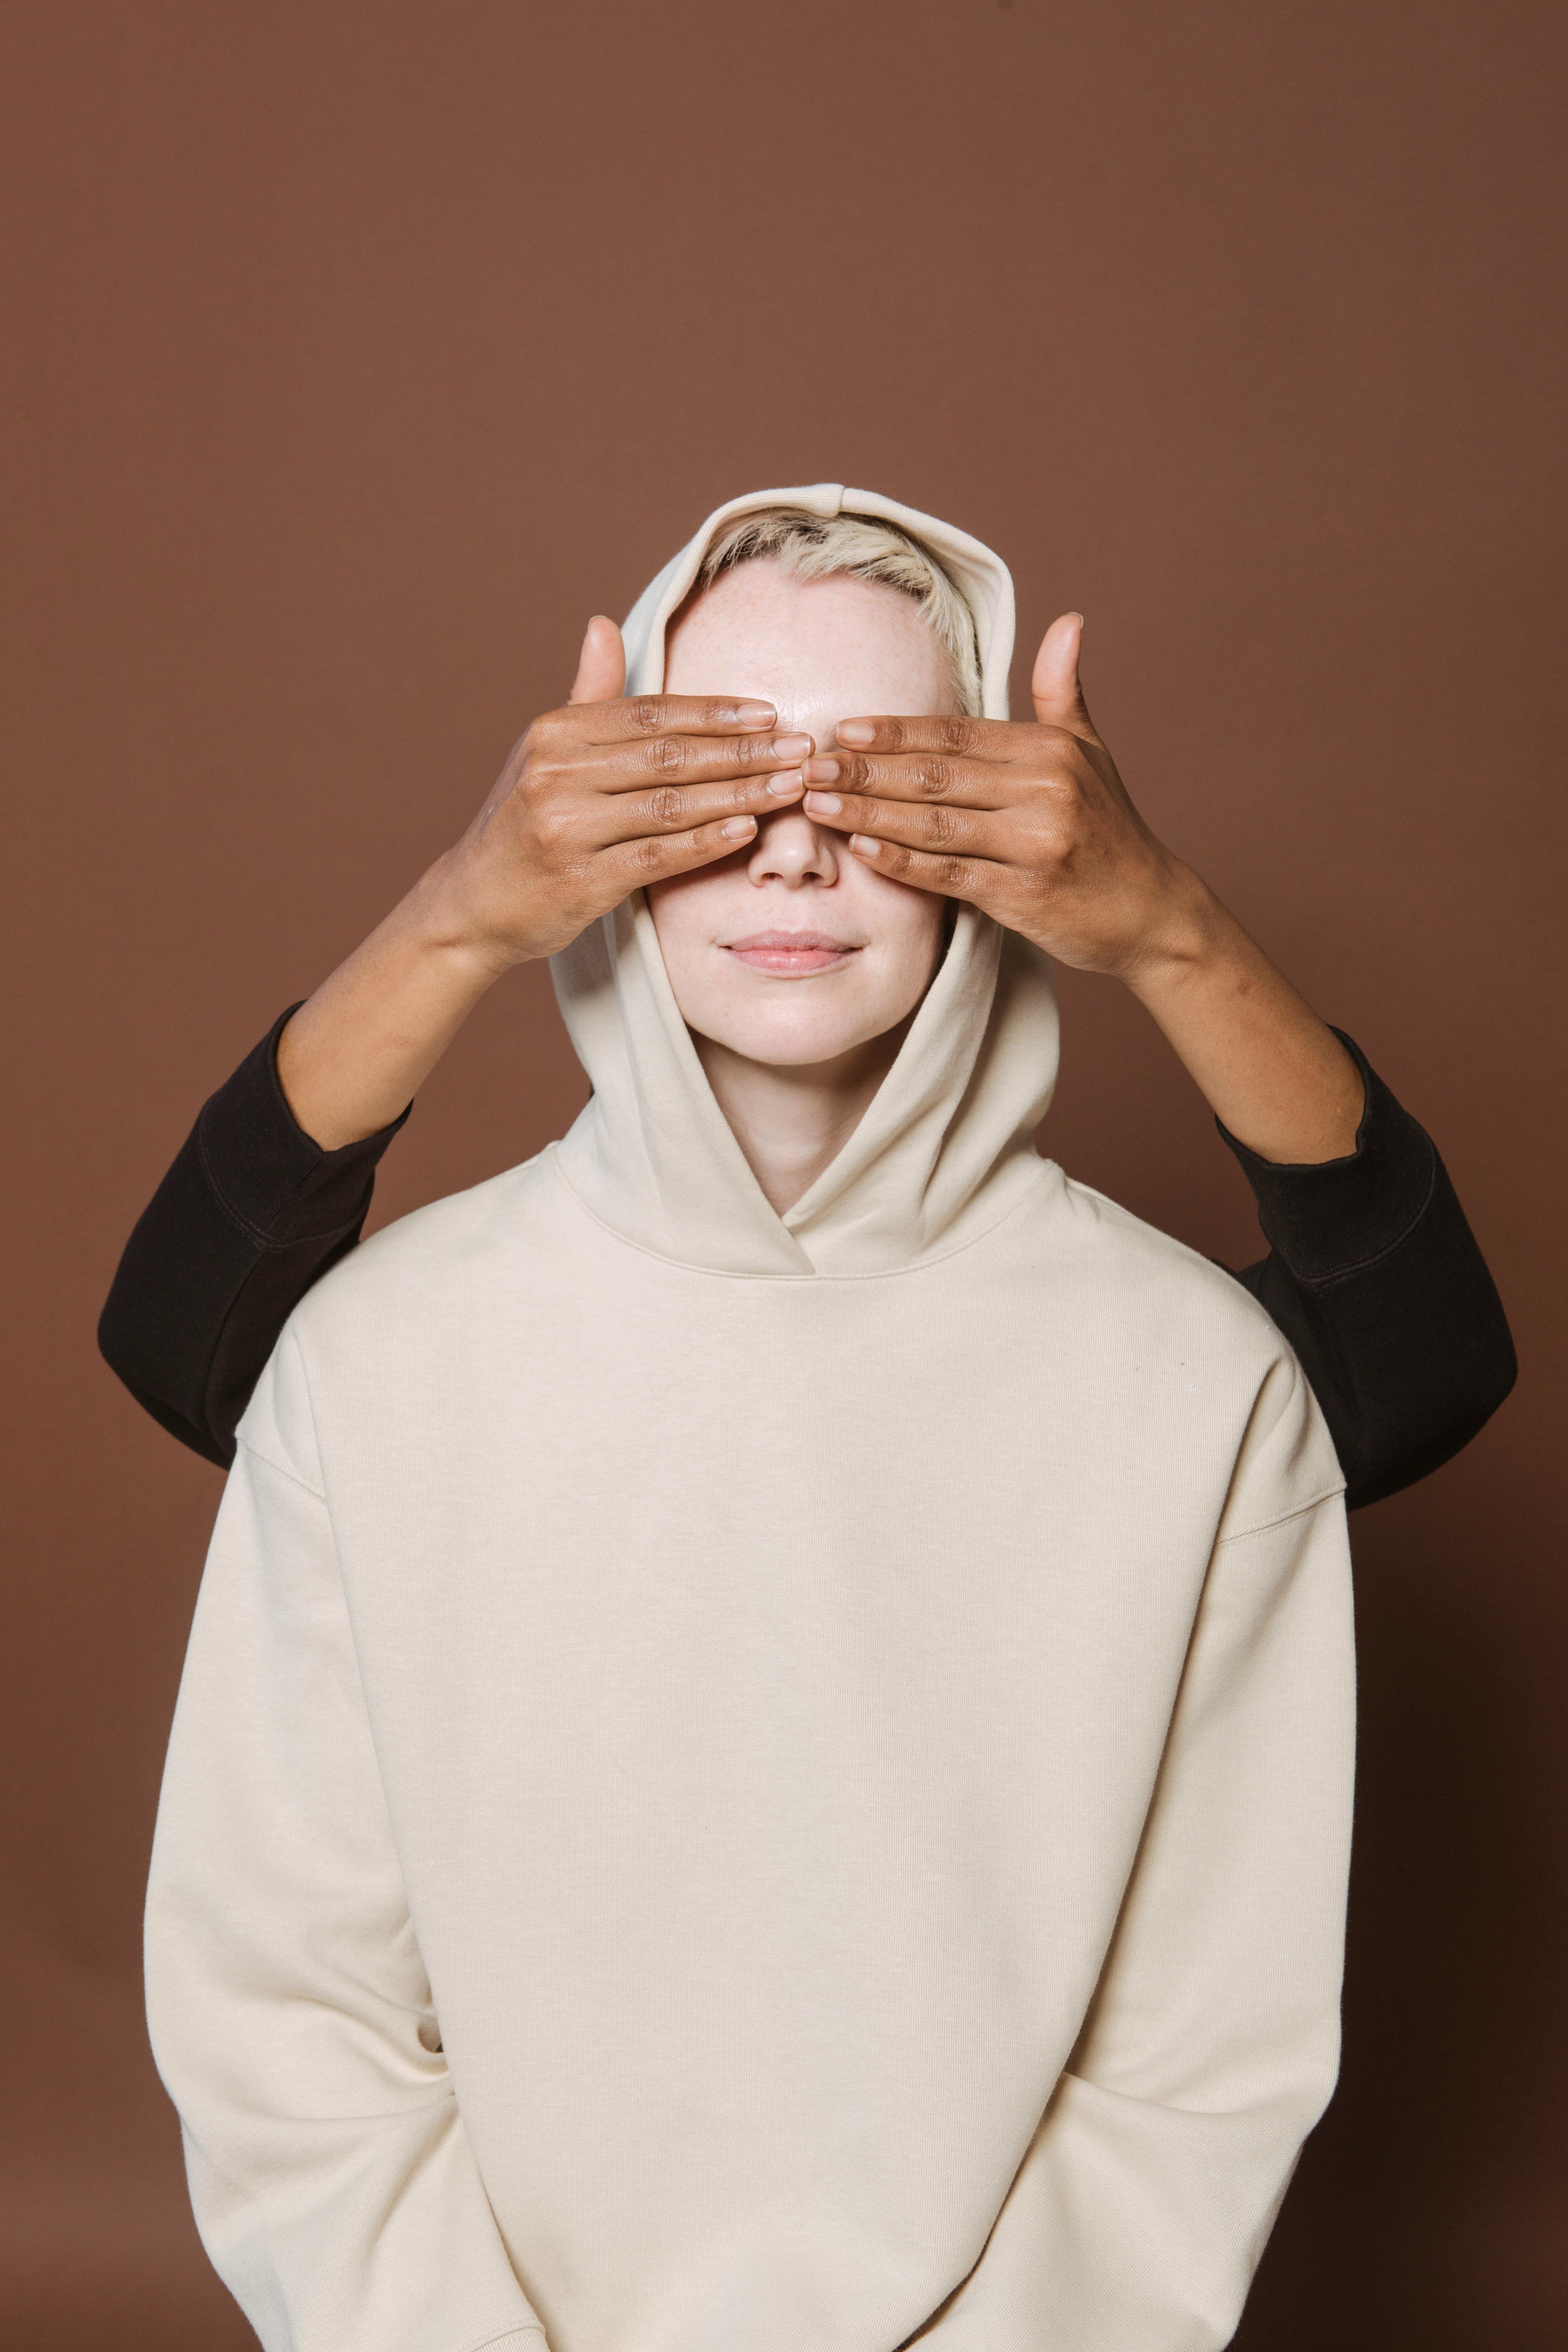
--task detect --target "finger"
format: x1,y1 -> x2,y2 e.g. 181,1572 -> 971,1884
1030,613 -> 1096,736
844,832 -> 1004,903
588,692 -> 779,742
568,615 -> 626,704
594,767 -> 807,844
602,811 -> 761,888
803,748 -> 1003,809
832,711 -> 1006,758
594,727 -> 813,792
801,786 -> 999,861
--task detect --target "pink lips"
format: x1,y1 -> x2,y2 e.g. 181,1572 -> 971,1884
722,930 -> 861,975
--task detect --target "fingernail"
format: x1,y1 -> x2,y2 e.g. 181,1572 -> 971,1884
850,833 -> 880,855
770,733 -> 811,760
766,770 -> 804,796
804,756 -> 841,783
836,721 -> 875,746
735,701 -> 775,724
804,791 -> 842,816
722,816 -> 757,840
1072,612 -> 1085,627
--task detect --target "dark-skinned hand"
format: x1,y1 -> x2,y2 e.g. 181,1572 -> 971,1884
801,613 -> 1205,980
446,616 -> 810,970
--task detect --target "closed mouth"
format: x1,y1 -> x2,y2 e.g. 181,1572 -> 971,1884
721,930 -> 862,975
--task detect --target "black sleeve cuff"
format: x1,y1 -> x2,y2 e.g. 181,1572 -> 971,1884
1216,1029 -> 1435,1285
197,1002 -> 412,1242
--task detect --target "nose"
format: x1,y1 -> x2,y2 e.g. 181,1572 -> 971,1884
745,806 -> 840,888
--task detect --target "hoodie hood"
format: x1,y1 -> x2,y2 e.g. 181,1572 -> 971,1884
550,483 -> 1059,1276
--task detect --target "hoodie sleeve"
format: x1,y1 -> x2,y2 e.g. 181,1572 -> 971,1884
143,1338 -> 546,2352
98,1007 -> 410,1467
916,1361 -> 1355,2351
1223,1029 -> 1515,1509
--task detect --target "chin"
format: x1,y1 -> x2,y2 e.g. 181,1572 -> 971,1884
694,995 -> 900,1069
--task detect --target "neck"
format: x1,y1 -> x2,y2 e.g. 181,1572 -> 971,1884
694,1024 -> 910,1215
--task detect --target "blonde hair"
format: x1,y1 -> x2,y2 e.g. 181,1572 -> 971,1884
693,507 -> 982,717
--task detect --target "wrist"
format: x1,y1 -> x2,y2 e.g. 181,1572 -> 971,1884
1116,862 -> 1234,1000
405,849 -> 535,987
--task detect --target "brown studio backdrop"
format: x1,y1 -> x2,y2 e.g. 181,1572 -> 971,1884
2,2 -> 1564,2344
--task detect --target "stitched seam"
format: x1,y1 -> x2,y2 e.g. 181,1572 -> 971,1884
1058,2067 -> 1306,2123
195,1116 -> 369,1252
1274,1141 -> 1438,1291
546,1143 -> 1056,1285
1216,1487 -> 1345,1546
234,1428 -> 328,1505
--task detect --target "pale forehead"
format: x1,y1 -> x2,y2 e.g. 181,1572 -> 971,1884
664,561 -> 954,734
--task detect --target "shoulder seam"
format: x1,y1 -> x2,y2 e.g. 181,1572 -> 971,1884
234,1428 -> 328,1506
1216,1486 -> 1345,1546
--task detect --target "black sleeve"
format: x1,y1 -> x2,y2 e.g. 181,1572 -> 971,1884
1221,1030 -> 1515,1510
97,1007 -> 411,1468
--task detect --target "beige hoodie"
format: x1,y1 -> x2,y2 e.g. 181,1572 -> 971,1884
145,486 -> 1355,2352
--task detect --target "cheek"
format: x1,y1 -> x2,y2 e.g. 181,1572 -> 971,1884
644,866 -> 732,968
855,872 -> 947,992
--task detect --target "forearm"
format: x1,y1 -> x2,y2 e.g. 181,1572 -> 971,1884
277,852 -> 517,1149
1125,870 -> 1364,1164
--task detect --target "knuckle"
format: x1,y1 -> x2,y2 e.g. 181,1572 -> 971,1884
940,715 -> 978,754
936,855 -> 970,891
532,799 -> 574,852
630,832 -> 667,875
522,774 -> 565,832
626,697 -> 664,736
913,759 -> 952,797
522,744 -> 565,791
642,785 -> 685,827
646,732 -> 688,775
922,802 -> 960,848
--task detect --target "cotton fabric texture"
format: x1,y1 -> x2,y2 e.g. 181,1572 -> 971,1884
145,486 -> 1356,2352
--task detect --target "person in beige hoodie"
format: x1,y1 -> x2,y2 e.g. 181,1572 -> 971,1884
145,487 -> 1356,2352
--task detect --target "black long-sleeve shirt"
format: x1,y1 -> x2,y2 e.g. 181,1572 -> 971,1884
98,1009 -> 1515,1509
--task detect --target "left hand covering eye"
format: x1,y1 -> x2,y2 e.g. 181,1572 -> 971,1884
802,612 -> 1191,979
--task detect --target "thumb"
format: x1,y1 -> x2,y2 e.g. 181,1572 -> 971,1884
568,614 -> 626,703
1031,612 -> 1093,733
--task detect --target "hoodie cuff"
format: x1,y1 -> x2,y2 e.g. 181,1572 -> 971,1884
1216,1030 -> 1437,1287
195,1003 -> 413,1246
